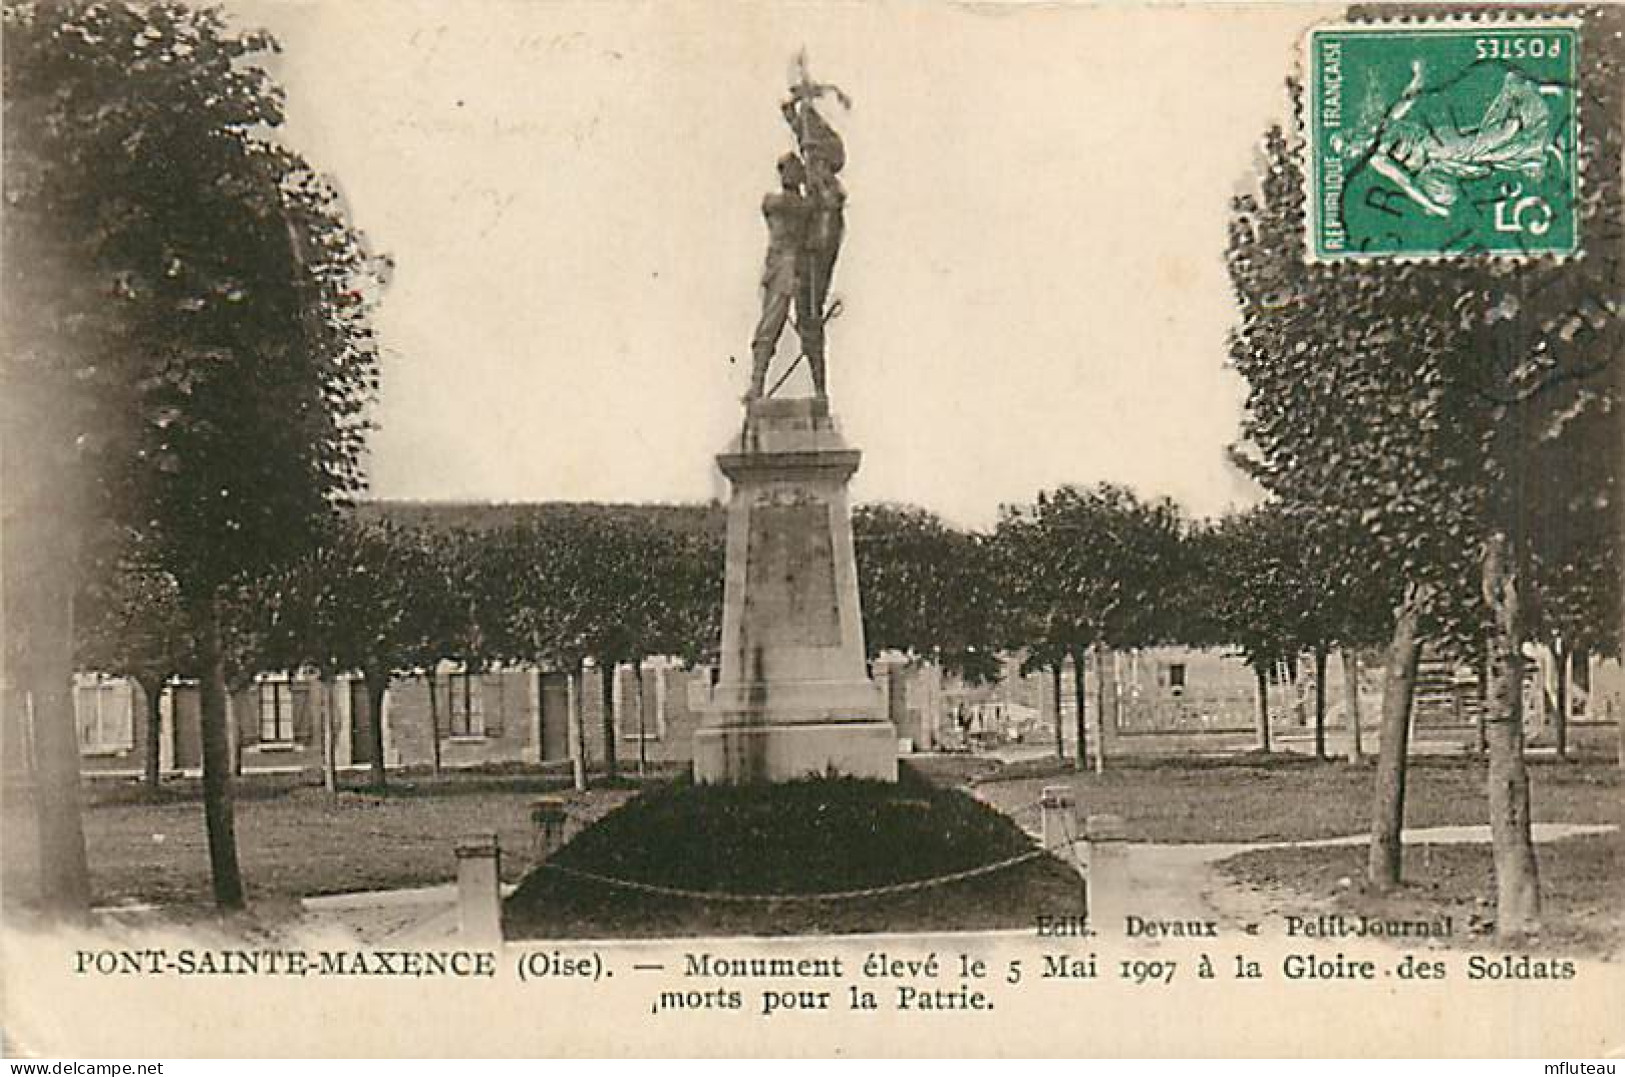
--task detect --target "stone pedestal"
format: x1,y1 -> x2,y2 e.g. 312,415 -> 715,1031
454,833 -> 503,944
693,397 -> 897,784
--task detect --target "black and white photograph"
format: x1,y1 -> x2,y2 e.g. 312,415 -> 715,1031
1,0 -> 1621,1060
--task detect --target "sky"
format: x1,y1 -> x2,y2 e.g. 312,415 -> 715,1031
228,0 -> 1330,529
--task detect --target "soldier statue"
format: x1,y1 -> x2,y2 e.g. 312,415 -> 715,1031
747,54 -> 849,401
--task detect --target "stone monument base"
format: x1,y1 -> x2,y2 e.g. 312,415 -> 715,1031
693,395 -> 897,786
693,721 -> 898,784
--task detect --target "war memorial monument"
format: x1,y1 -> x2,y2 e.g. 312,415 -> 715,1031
692,59 -> 897,784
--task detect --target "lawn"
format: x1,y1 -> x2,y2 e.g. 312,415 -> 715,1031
6,754 -> 1615,937
1217,831 -> 1625,955
503,764 -> 1085,939
2,769 -> 640,912
925,754 -> 1623,844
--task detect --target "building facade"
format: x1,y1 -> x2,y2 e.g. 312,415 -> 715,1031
64,658 -> 943,779
57,645 -> 1625,778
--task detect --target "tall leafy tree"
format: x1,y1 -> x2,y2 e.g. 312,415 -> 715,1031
1227,8 -> 1624,932
4,2 -> 387,909
501,514 -> 617,787
273,518 -> 428,791
854,504 -> 1000,683
397,528 -> 466,777
994,484 -> 1186,766
492,512 -> 725,783
75,567 -> 194,792
1525,403 -> 1621,760
648,529 -> 726,669
1196,503 -> 1398,757
1196,506 -> 1304,752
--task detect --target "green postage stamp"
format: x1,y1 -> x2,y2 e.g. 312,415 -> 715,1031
1307,20 -> 1579,261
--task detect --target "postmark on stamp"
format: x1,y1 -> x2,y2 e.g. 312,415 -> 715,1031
1307,20 -> 1579,261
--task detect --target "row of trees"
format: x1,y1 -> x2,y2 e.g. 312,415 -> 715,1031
69,469 -> 1617,913
54,459 -> 1622,920
1222,5 -> 1625,935
84,480 -> 1548,798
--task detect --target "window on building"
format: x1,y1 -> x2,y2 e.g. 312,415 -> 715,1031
1168,663 -> 1187,697
75,677 -> 135,753
1573,654 -> 1592,697
620,665 -> 666,741
258,679 -> 295,743
448,672 -> 484,736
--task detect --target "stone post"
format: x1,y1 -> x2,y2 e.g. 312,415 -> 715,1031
158,684 -> 176,774
1085,813 -> 1127,938
455,833 -> 502,944
530,796 -> 570,863
1039,784 -> 1076,852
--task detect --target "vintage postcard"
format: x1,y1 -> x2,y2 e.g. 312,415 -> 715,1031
2,0 -> 1621,1060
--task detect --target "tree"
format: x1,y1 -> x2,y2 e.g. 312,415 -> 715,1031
273,518 -> 431,792
1196,507 -> 1304,752
991,509 -> 1071,762
1525,402 -> 1621,760
1289,507 -> 1399,759
624,526 -> 723,774
578,517 -> 658,781
566,514 -> 726,780
648,529 -> 725,669
1227,9 -> 1625,931
395,528 -> 465,778
76,567 -> 194,792
4,2 -> 387,909
993,485 -> 1186,768
854,504 -> 1000,680
1228,119 -> 1490,892
498,514 -> 638,787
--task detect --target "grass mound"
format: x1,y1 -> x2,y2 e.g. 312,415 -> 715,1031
504,763 -> 1083,939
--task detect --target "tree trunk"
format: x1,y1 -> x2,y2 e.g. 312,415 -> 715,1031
20,593 -> 93,919
1617,689 -> 1625,772
600,660 -> 619,780
196,597 -> 245,910
1368,587 -> 1424,892
1615,314 -> 1625,774
227,690 -> 242,777
635,663 -> 647,778
1551,640 -> 1569,762
1341,647 -> 1363,763
1072,649 -> 1087,769
1482,530 -> 1541,936
569,665 -> 588,791
1313,646 -> 1329,759
320,675 -> 339,800
365,670 -> 389,790
1253,664 -> 1272,752
1051,662 -> 1064,761
1476,645 -> 1490,756
425,667 -> 443,777
0,679 -> 35,916
1094,646 -> 1109,774
3,316 -> 92,920
137,672 -> 166,793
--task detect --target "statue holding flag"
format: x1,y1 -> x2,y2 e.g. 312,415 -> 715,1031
747,52 -> 850,401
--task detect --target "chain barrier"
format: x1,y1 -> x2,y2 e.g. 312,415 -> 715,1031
540,847 -> 1048,904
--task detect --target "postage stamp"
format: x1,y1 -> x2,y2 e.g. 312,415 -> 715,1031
1307,20 -> 1580,261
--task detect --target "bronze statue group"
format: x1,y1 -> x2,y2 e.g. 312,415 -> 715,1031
747,59 -> 849,402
